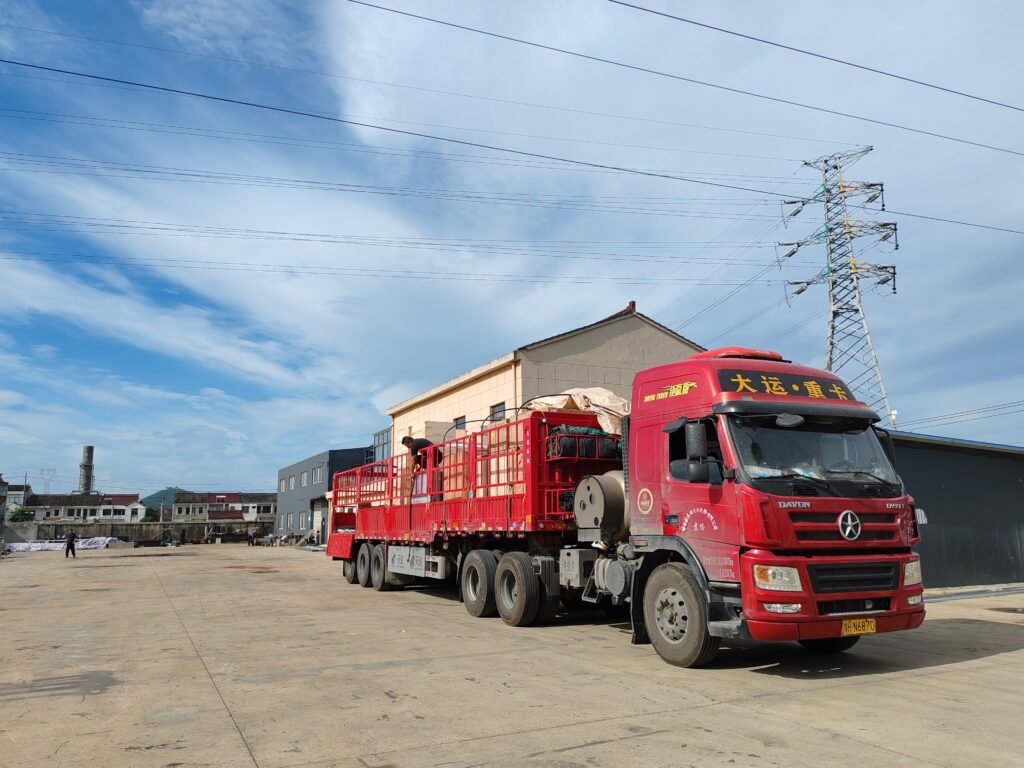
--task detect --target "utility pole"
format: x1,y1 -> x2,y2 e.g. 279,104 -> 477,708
778,147 -> 899,425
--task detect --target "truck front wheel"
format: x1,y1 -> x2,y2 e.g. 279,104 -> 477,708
643,563 -> 720,668
799,636 -> 860,653
495,552 -> 541,627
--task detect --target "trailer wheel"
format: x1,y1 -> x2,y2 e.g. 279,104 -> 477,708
799,636 -> 860,653
462,550 -> 498,617
643,562 -> 720,668
343,559 -> 358,584
370,543 -> 390,591
355,543 -> 372,588
495,552 -> 541,627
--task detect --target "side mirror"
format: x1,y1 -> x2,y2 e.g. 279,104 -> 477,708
685,421 -> 708,460
687,461 -> 710,483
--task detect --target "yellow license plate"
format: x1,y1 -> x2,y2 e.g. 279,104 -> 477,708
841,618 -> 877,636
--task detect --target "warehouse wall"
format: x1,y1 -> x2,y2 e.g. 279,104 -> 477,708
519,315 -> 701,405
893,435 -> 1024,588
391,361 -> 518,450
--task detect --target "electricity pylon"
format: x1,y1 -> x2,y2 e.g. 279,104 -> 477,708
777,147 -> 899,425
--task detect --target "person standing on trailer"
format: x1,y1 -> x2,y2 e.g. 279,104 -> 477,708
401,436 -> 443,500
64,529 -> 77,559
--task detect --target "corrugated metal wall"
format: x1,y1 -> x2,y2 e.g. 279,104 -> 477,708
893,435 -> 1024,588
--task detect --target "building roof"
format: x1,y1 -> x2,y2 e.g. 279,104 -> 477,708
388,302 -> 703,415
892,430 -> 1024,459
517,301 -> 703,354
240,493 -> 276,503
25,494 -> 100,507
174,492 -> 209,504
105,495 -> 141,505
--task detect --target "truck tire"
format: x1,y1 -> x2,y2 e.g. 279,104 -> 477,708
356,543 -> 372,588
462,550 -> 498,617
343,559 -> 358,584
370,543 -> 390,591
799,636 -> 860,653
643,562 -> 720,668
495,552 -> 541,627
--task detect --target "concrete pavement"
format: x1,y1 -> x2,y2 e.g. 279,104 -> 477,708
1,545 -> 1022,768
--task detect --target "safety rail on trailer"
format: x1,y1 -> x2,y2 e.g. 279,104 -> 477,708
328,410 -> 621,543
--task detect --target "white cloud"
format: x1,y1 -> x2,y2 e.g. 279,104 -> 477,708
131,0 -> 316,65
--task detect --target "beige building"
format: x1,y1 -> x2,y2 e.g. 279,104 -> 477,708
388,302 -> 703,448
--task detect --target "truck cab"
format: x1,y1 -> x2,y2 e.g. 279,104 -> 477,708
625,347 -> 924,665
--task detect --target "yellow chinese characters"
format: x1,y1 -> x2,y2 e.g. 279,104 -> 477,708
644,380 -> 698,403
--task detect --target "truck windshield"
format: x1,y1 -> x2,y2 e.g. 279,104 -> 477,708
726,415 -> 900,497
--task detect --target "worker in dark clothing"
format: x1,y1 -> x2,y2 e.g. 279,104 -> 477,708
64,529 -> 77,559
401,436 -> 442,470
401,436 -> 444,500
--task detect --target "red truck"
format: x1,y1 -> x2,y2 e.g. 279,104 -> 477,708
327,347 -> 924,667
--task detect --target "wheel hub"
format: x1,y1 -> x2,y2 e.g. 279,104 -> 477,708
654,586 -> 688,643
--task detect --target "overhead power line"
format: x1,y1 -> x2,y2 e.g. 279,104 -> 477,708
346,1 -> 1024,158
3,61 -> 1022,241
0,151 -> 793,222
0,57 -> 811,200
0,19 -> 855,147
606,0 -> 1024,114
0,249 -> 791,286
898,399 -> 1024,429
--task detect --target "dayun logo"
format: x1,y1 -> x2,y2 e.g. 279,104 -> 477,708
838,510 -> 862,541
778,500 -> 812,509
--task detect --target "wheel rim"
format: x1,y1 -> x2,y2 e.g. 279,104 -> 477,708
654,586 -> 688,644
466,566 -> 481,602
499,570 -> 519,609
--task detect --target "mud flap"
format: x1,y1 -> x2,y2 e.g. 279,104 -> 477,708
629,565 -> 650,645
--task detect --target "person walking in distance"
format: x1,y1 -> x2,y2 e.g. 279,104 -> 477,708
64,529 -> 77,559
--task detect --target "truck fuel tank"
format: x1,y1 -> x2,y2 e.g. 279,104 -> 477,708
573,471 -> 630,543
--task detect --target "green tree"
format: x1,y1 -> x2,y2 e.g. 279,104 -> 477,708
9,507 -> 35,522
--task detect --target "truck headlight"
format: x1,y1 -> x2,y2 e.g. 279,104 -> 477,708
753,564 -> 803,592
904,559 -> 922,586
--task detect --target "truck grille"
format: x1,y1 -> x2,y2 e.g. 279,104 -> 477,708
818,597 -> 891,615
807,562 -> 899,594
788,510 -> 898,543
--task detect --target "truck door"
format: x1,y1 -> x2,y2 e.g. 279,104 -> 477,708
663,418 -> 741,582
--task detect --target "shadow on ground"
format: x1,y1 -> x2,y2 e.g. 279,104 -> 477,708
705,618 -> 1024,679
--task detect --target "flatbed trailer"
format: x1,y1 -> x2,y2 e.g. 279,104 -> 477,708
328,347 -> 925,667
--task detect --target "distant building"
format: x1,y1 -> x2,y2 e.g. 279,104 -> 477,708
277,449 -> 370,542
3,482 -> 33,513
23,493 -> 146,522
172,491 -> 276,523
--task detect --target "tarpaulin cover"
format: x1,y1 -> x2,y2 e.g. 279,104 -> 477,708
525,387 -> 630,434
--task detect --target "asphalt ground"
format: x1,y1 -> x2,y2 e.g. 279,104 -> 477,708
1,545 -> 1022,768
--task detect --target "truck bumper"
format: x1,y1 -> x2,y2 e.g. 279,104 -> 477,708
745,609 -> 925,642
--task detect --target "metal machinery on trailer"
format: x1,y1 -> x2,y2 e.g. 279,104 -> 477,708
327,347 -> 925,667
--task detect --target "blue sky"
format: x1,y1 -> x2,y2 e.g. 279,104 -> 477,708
2,0 -> 1023,495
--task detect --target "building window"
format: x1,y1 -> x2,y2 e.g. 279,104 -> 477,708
489,402 -> 506,422
299,513 -> 306,529
373,427 -> 393,462
289,475 -> 296,490
453,415 -> 466,431
287,513 -> 294,530
301,471 -> 308,487
279,478 -> 286,493
312,466 -> 323,484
